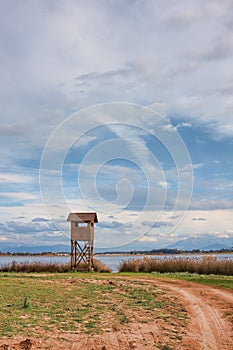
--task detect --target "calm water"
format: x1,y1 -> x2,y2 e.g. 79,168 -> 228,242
0,253 -> 232,272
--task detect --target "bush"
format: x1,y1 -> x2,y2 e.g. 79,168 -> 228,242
0,259 -> 111,273
93,258 -> 112,272
119,256 -> 233,275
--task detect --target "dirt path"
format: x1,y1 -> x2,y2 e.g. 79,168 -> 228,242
153,278 -> 233,350
1,277 -> 232,350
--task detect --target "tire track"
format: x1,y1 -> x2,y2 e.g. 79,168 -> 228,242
153,279 -> 233,350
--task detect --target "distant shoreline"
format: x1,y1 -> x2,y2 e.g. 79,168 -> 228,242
0,251 -> 232,257
95,251 -> 233,256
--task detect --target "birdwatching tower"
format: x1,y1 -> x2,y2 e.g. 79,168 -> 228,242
67,212 -> 98,271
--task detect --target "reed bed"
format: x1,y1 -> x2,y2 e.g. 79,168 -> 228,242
119,256 -> 233,275
0,258 -> 111,273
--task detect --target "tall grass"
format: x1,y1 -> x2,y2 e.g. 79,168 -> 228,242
119,256 -> 233,275
0,259 -> 111,273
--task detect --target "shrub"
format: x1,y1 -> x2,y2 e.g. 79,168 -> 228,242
0,259 -> 111,273
119,256 -> 233,275
93,259 -> 112,272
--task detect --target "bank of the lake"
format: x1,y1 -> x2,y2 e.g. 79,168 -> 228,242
0,253 -> 232,272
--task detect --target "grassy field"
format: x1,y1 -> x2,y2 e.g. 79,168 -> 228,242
0,271 -> 232,342
0,272 -> 188,339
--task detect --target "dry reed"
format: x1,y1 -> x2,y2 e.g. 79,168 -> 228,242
119,256 -> 233,275
0,258 -> 111,273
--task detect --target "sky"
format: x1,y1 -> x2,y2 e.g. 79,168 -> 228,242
0,0 -> 233,251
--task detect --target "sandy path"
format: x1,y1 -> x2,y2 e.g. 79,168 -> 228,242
104,277 -> 233,350
152,279 -> 233,350
1,277 -> 232,350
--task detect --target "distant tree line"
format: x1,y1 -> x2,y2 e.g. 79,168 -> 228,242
129,248 -> 233,255
97,247 -> 233,255
0,247 -> 232,256
0,251 -> 69,256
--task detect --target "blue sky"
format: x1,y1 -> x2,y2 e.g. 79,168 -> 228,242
0,0 -> 233,250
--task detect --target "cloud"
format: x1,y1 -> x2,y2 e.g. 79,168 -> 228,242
0,173 -> 34,184
0,192 -> 37,201
3,220 -> 55,235
192,217 -> 207,221
138,236 -> 158,243
2,1 -> 233,133
31,217 -> 50,223
176,123 -> 192,129
0,207 -> 232,249
141,220 -> 173,228
0,123 -> 32,137
97,220 -> 129,229
189,199 -> 233,211
74,135 -> 97,148
0,217 -> 68,246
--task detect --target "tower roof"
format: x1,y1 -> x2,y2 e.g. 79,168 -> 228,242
67,212 -> 98,223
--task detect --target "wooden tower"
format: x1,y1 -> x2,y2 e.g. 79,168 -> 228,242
67,212 -> 98,271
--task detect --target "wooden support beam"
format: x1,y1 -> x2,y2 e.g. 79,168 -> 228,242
70,240 -> 94,271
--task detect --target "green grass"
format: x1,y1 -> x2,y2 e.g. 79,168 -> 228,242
160,272 -> 233,289
117,271 -> 233,290
0,272 -> 187,338
159,345 -> 174,350
0,273 -> 106,336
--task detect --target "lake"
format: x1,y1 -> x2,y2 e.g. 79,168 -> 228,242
0,253 -> 232,272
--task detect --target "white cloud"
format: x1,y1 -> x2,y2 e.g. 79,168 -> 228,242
0,1 -> 232,136
192,163 -> 203,169
0,173 -> 34,184
0,192 -> 37,201
176,123 -> 192,129
139,236 -> 158,243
